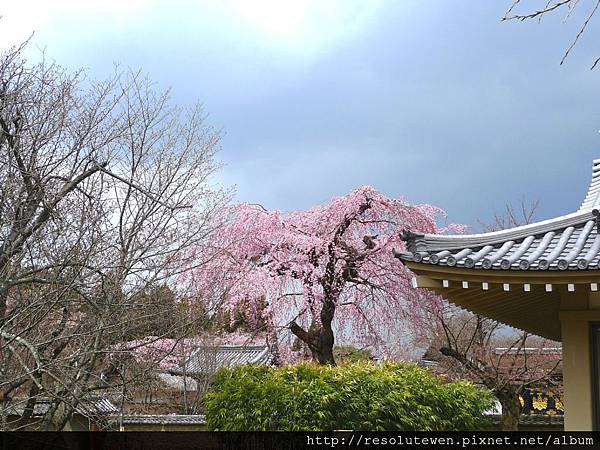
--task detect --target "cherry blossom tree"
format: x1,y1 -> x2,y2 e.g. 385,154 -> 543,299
186,187 -> 459,365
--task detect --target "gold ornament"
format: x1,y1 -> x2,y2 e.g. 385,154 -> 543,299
532,393 -> 547,411
555,398 -> 563,412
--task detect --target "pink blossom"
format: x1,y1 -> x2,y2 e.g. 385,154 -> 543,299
183,186 -> 453,361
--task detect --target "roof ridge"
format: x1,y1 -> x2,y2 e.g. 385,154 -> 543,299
194,344 -> 267,350
402,158 -> 600,252
403,210 -> 594,252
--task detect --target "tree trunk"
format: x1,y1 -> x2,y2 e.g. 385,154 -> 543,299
290,323 -> 337,365
315,299 -> 336,365
497,389 -> 521,431
315,325 -> 335,365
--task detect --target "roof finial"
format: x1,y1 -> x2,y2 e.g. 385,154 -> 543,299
400,229 -> 421,242
579,159 -> 600,211
593,209 -> 600,234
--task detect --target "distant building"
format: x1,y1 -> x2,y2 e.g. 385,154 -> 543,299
168,345 -> 272,379
101,341 -> 273,422
4,396 -> 118,431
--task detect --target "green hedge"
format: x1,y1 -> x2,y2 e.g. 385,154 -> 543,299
204,362 -> 493,431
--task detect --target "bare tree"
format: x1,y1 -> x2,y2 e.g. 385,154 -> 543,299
0,42 -> 229,430
478,198 -> 540,232
421,199 -> 562,431
424,305 -> 561,431
503,0 -> 600,68
180,343 -> 220,414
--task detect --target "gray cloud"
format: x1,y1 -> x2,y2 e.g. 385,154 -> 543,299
8,0 -> 600,229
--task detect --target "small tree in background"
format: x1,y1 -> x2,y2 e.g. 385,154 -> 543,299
425,307 -> 561,431
421,200 -> 562,431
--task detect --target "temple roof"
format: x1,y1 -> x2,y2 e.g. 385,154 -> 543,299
396,159 -> 600,271
5,396 -> 118,417
120,414 -> 206,425
169,345 -> 271,377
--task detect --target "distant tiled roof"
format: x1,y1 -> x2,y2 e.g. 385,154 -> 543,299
120,414 -> 206,425
157,373 -> 198,390
77,397 -> 119,416
169,345 -> 271,377
518,414 -> 564,426
493,347 -> 561,355
396,159 -> 600,271
5,397 -> 118,417
489,414 -> 564,427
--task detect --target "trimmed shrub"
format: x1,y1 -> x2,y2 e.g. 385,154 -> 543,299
204,362 -> 493,431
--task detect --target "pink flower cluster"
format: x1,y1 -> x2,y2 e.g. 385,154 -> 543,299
184,186 -> 456,360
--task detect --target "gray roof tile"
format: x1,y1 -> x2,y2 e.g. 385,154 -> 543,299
120,414 -> 206,425
5,396 -> 118,417
488,414 -> 564,427
169,345 -> 271,377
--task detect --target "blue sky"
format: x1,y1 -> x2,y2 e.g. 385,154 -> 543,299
2,1 -> 600,229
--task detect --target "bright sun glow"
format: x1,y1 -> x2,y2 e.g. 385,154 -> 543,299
0,0 -> 381,57
229,0 -> 312,41
224,0 -> 381,53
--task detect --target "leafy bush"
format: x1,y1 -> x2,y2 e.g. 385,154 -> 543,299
333,345 -> 374,364
204,362 -> 493,431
